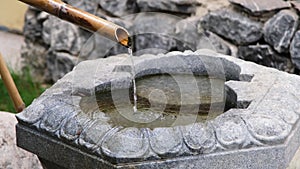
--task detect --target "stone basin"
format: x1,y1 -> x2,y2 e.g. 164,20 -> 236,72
79,53 -> 239,129
16,50 -> 300,169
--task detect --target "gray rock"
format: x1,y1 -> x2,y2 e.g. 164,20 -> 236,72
132,12 -> 178,35
229,0 -> 291,16
23,8 -> 46,43
197,31 -> 232,55
43,15 -> 91,82
263,10 -> 299,53
173,17 -> 231,55
99,0 -> 138,17
22,0 -> 103,83
290,30 -> 300,70
41,16 -> 51,45
47,52 -> 78,82
0,112 -> 42,169
238,44 -> 292,72
81,36 -> 131,61
41,2 -> 136,82
21,41 -> 49,82
47,16 -> 83,56
132,13 -> 179,55
137,0 -> 201,14
67,0 -> 98,14
173,17 -> 203,51
201,9 -> 263,45
43,17 -> 93,82
22,9 -> 51,82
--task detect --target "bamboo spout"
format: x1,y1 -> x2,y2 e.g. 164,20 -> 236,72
19,0 -> 131,47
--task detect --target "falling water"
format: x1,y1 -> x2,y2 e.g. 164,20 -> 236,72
128,48 -> 138,113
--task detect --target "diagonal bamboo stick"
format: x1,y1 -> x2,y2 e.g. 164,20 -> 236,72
18,0 -> 131,47
0,53 -> 25,112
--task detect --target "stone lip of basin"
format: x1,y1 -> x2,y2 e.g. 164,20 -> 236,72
16,50 -> 300,169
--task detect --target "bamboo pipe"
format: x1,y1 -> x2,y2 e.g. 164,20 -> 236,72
19,0 -> 131,47
0,53 -> 25,112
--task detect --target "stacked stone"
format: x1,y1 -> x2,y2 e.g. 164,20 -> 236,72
201,0 -> 300,73
21,0 -> 300,82
21,0 -> 230,82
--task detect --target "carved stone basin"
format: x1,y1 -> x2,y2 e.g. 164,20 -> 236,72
79,56 -> 239,128
16,50 -> 300,169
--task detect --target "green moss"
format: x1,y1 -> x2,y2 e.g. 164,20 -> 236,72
0,68 -> 47,113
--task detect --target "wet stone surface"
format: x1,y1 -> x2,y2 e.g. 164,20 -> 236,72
16,50 -> 300,169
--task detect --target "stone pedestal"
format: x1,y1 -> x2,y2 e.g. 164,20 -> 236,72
16,50 -> 300,169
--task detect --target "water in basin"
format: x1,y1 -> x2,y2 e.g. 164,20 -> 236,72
80,74 -> 237,129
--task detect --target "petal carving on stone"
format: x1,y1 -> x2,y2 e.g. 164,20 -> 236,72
244,115 -> 292,143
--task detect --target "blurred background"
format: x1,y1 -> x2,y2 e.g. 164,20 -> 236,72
0,0 -> 27,31
0,1 -> 46,113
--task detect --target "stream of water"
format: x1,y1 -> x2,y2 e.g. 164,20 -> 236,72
128,48 -> 138,113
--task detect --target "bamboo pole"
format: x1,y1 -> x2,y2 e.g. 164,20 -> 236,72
0,53 -> 25,112
18,0 -> 131,47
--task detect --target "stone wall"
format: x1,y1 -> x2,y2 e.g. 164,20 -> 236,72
21,0 -> 300,82
201,0 -> 300,74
